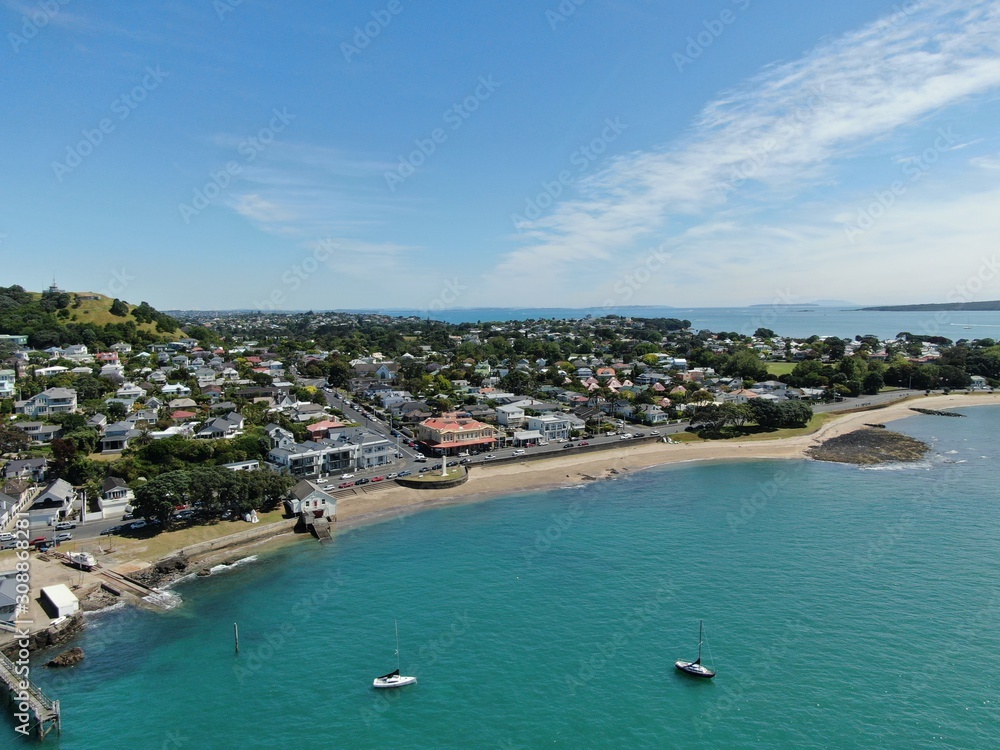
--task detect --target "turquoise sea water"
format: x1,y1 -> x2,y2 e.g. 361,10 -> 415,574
9,407 -> 1000,749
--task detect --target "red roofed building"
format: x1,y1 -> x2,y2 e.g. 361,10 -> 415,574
171,410 -> 197,420
306,418 -> 345,440
417,412 -> 497,455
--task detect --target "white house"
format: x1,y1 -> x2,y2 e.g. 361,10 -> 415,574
15,387 -> 78,417
98,476 -> 134,519
496,403 -> 526,427
526,414 -> 572,442
0,369 -> 16,399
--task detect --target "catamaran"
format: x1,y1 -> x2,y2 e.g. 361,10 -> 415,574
373,621 -> 417,689
675,620 -> 716,678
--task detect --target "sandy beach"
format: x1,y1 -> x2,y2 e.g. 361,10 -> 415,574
333,392 -> 1000,527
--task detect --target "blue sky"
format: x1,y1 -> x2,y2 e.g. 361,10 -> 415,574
3,0 -> 1000,312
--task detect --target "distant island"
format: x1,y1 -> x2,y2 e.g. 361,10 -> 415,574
860,301 -> 1000,311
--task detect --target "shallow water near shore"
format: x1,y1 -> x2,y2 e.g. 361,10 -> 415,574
10,407 -> 1000,748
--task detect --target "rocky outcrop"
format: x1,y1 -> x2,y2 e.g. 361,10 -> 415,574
807,428 -> 929,465
46,647 -> 84,668
130,554 -> 189,587
1,612 -> 84,656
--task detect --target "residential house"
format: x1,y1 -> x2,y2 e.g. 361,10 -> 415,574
495,403 -> 526,427
306,419 -> 346,441
0,369 -> 15,399
357,435 -> 395,469
15,422 -> 63,444
31,478 -> 76,517
268,440 -> 356,478
525,414 -> 571,442
264,423 -> 295,450
15,387 -> 78,417
284,479 -> 336,523
98,476 -> 134,519
2,457 -> 48,482
162,383 -> 192,398
196,413 -> 245,439
100,421 -> 142,452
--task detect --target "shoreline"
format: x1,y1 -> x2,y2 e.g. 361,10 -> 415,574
11,393 -> 999,632
131,392 -> 1000,562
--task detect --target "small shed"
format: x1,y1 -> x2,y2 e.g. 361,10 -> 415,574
41,584 -> 80,618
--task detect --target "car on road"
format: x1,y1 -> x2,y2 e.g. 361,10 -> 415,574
174,510 -> 196,520
355,478 -> 370,486
1,541 -> 17,550
129,520 -> 147,530
418,467 -> 431,473
432,463 -> 442,470
459,458 -> 471,465
649,430 -> 660,436
413,456 -> 427,463
563,443 -> 575,449
386,472 -> 398,480
55,532 -> 73,542
100,526 -> 121,535
580,440 -> 590,446
30,536 -> 48,547
397,470 -> 412,477
338,481 -> 354,488
512,449 -> 526,456
340,473 -> 355,479
372,476 -> 385,482
634,432 -> 645,438
54,521 -> 77,530
0,532 -> 15,543
484,454 -> 496,460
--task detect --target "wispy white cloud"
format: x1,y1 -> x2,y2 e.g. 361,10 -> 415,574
485,0 -> 1000,299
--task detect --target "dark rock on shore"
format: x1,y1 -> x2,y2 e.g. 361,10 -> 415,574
46,647 -> 85,668
1,613 -> 84,656
910,408 -> 964,417
807,428 -> 930,465
131,554 -> 189,586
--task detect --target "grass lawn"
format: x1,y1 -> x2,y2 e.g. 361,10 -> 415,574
764,361 -> 796,376
402,467 -> 466,483
84,508 -> 290,561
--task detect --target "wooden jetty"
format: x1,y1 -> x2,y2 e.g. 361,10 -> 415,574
0,648 -> 61,740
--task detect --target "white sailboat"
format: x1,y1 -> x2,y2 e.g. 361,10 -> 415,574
373,620 -> 417,689
675,620 -> 716,678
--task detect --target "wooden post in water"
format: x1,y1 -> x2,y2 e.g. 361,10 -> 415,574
234,623 -> 239,654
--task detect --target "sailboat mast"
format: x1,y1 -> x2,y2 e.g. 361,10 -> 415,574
697,620 -> 704,663
394,620 -> 401,670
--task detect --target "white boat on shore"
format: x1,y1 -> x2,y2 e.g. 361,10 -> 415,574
67,552 -> 96,571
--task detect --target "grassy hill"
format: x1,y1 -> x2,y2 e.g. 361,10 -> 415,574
2,285 -> 186,348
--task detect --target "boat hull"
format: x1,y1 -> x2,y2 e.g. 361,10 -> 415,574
675,660 -> 716,678
373,675 -> 417,689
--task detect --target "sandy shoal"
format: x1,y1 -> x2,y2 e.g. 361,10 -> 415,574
334,393 -> 1000,528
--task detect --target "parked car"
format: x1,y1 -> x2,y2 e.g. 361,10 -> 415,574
372,476 -> 385,482
54,521 -> 77,530
129,520 -> 147,530
512,449 -> 526,456
386,472 -> 398,479
30,536 -> 48,547
55,532 -> 73,542
100,526 -> 121,536
563,443 -> 575,449
397,470 -> 412,477
580,440 -> 590,446
459,458 -> 471,465
338,481 -> 354,489
649,430 -> 660,436
418,467 -> 431,473
413,456 -> 427,463
0,532 -> 15,543
355,478 -> 370,486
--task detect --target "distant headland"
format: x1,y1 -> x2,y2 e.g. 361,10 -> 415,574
860,300 -> 1000,312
